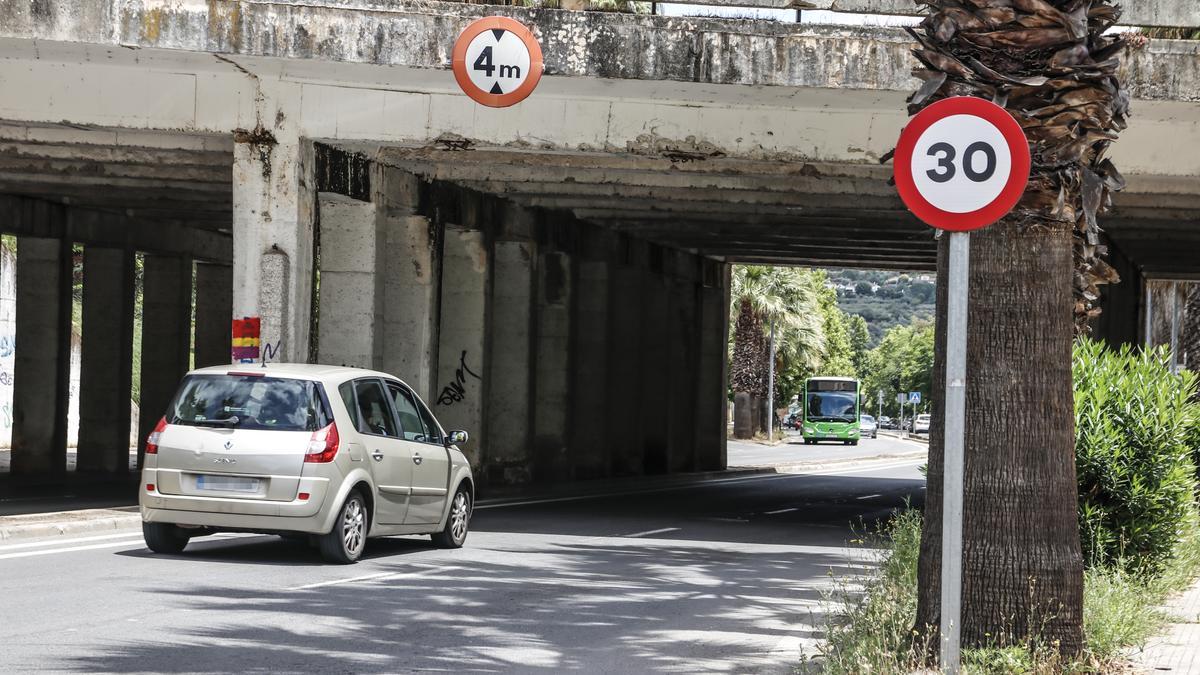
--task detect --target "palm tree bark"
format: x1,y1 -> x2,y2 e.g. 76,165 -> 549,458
731,298 -> 768,439
917,223 -> 1083,653
904,0 -> 1130,658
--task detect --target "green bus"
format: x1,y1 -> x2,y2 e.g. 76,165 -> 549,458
801,377 -> 861,446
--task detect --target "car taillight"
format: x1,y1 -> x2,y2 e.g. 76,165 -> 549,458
304,422 -> 339,463
145,417 -> 168,454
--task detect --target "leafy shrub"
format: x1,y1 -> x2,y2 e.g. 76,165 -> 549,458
1074,339 -> 1200,574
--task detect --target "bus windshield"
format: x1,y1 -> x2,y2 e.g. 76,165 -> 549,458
806,391 -> 858,423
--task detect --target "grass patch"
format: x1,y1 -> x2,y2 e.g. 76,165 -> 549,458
817,509 -> 1200,674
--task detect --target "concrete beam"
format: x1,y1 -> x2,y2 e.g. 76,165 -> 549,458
194,262 -> 233,368
2,2 -> 1192,99
316,192 -> 380,369
77,247 -> 135,473
533,249 -> 572,482
10,236 -> 71,478
486,237 -> 536,485
0,196 -> 232,261
138,254 -> 192,466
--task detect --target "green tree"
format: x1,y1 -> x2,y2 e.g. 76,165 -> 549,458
848,315 -> 871,377
729,266 -> 825,437
861,322 -> 935,419
817,280 -> 856,378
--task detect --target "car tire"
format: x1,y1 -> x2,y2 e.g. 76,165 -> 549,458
318,490 -> 368,564
143,521 -> 190,554
432,485 -> 472,549
851,440 -> 859,446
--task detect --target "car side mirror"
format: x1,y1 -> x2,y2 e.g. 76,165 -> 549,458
447,430 -> 468,446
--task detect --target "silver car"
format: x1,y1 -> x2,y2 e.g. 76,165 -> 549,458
139,364 -> 475,563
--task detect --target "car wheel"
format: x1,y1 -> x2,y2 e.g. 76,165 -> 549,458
432,485 -> 472,549
318,490 -> 368,564
143,521 -> 190,554
851,440 -> 859,446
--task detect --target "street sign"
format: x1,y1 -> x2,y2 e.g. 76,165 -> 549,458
909,391 -> 921,404
892,96 -> 1031,675
896,393 -> 906,405
452,17 -> 544,108
894,96 -> 1031,232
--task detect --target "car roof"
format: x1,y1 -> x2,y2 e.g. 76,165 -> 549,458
187,363 -> 410,387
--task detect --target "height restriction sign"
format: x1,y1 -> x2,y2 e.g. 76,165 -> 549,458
452,17 -> 544,108
894,96 -> 1031,232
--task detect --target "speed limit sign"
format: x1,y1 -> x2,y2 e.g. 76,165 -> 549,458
452,17 -> 544,108
894,97 -> 1031,232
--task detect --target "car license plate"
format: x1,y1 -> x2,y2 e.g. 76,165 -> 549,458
196,475 -> 259,493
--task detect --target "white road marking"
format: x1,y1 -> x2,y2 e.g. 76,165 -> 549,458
0,530 -> 144,551
622,527 -> 680,538
288,564 -> 453,591
0,532 -> 264,561
764,507 -> 797,515
856,494 -> 883,500
0,538 -> 148,560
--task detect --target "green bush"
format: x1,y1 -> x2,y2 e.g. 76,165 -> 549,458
1074,339 -> 1200,574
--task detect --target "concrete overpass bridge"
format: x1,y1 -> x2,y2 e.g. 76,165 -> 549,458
0,0 -> 1196,488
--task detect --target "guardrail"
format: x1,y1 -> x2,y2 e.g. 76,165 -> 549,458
647,0 -> 1196,28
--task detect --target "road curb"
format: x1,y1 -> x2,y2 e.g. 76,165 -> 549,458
0,508 -> 141,543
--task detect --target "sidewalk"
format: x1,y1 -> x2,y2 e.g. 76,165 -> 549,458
1132,579 -> 1200,673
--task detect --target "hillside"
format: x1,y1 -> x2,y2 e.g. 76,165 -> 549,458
826,268 -> 936,344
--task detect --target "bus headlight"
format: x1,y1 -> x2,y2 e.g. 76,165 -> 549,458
803,425 -> 814,434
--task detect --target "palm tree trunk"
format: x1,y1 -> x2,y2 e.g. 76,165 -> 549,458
731,298 -> 767,439
906,0 -> 1129,658
917,223 -> 1083,653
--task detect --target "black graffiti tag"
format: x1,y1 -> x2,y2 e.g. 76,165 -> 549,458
437,350 -> 481,407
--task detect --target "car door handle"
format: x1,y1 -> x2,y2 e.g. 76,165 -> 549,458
371,450 -> 384,462
412,453 -> 422,465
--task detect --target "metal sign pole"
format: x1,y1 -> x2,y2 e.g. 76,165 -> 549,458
767,317 -> 775,441
940,230 -> 970,674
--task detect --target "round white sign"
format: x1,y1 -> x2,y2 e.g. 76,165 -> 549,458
909,114 -> 1014,214
463,28 -> 532,98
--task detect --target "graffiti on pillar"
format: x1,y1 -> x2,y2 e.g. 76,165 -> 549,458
1,402 -> 10,428
437,350 -> 482,407
261,341 -> 282,364
0,335 -> 13,357
232,317 -> 261,363
0,371 -> 11,386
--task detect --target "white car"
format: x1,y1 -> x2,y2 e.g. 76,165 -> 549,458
140,364 -> 475,563
859,414 -> 878,439
914,413 -> 932,435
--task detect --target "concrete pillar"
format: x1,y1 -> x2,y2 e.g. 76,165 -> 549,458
694,261 -> 729,471
379,169 -> 439,400
317,193 -> 379,369
570,255 -> 611,479
486,238 -> 536,485
10,237 -> 70,477
667,256 -> 699,473
193,262 -> 232,367
138,255 -> 192,465
606,248 -> 646,477
433,225 -> 490,469
533,249 -> 572,482
639,252 -> 671,475
77,247 -> 135,474
232,131 -> 314,364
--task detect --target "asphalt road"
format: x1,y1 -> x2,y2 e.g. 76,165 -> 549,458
0,459 -> 925,674
728,431 -> 925,468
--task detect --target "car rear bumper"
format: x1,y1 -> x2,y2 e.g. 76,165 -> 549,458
140,470 -> 335,533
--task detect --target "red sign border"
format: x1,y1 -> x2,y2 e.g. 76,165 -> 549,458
452,17 -> 544,108
894,97 -> 1031,232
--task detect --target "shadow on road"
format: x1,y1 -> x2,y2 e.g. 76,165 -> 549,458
80,537 -> 863,673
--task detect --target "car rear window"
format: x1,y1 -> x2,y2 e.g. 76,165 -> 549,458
170,375 -> 331,432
